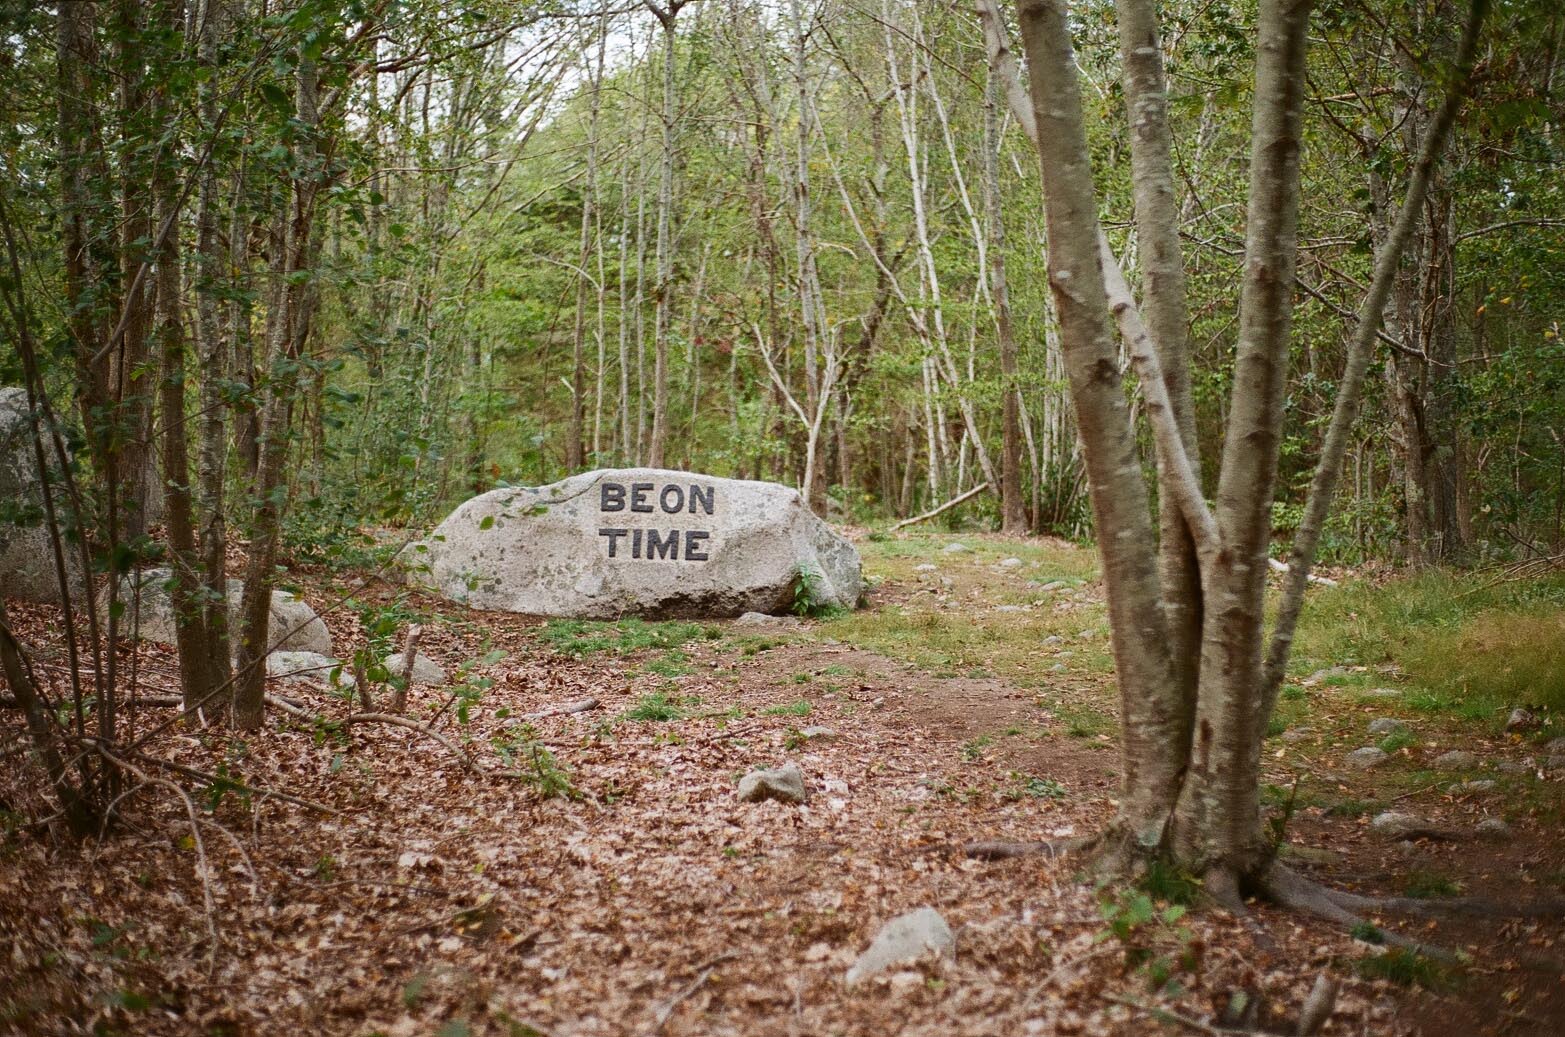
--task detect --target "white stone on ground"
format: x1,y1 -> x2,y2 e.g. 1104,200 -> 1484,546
265,651 -> 343,685
384,652 -> 446,686
404,468 -> 861,619
737,762 -> 808,804
913,564 -> 938,573
1475,818 -> 1512,840
998,557 -> 1023,568
114,568 -> 333,656
844,908 -> 955,988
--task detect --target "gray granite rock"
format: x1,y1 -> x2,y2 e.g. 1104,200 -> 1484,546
1368,717 -> 1409,738
844,908 -> 954,988
941,543 -> 971,555
737,762 -> 808,804
384,652 -> 446,686
115,568 -> 332,656
1475,818 -> 1512,841
1344,747 -> 1389,770
998,557 -> 1023,569
1431,750 -> 1480,772
404,469 -> 861,619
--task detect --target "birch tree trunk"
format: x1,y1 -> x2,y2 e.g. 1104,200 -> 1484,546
645,2 -> 684,469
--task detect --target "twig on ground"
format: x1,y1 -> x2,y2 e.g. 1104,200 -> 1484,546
521,696 -> 599,720
1101,993 -> 1223,1035
650,951 -> 737,1033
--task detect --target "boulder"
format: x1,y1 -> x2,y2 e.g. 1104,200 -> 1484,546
737,762 -> 808,804
402,469 -> 862,619
1344,747 -> 1389,770
384,651 -> 446,686
266,651 -> 345,686
1431,750 -> 1480,772
115,568 -> 332,656
1367,717 -> 1409,738
844,908 -> 955,987
0,387 -> 80,604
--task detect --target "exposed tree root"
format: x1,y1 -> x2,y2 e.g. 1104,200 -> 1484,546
961,836 -> 1085,860
1259,863 -> 1462,961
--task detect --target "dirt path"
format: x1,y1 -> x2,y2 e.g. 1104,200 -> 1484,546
3,542 -> 1564,1036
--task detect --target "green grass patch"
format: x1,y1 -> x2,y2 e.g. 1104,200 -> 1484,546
1354,947 -> 1458,990
619,691 -> 686,722
1378,729 -> 1416,754
1401,869 -> 1464,899
1291,570 -> 1565,723
762,699 -> 811,717
541,618 -> 720,657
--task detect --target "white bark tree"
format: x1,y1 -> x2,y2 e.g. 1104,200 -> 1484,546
989,0 -> 1489,920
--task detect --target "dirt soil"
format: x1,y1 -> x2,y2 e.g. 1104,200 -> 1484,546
2,540 -> 1563,1037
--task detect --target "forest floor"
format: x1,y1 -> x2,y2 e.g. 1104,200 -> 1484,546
3,533 -> 1565,1036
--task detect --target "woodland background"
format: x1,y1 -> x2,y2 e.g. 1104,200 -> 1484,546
3,0 -> 1562,574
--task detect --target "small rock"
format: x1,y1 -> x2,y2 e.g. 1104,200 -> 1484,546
1304,666 -> 1351,686
265,651 -> 343,685
797,726 -> 839,742
843,908 -> 955,988
1456,779 -> 1496,794
1431,750 -> 1480,772
1474,818 -> 1512,841
1049,663 -> 1067,673
1544,737 -> 1565,755
1037,580 -> 1068,592
1076,628 -> 1097,639
1362,687 -> 1402,699
1280,727 -> 1315,743
941,543 -> 971,555
998,557 -> 1023,569
734,611 -> 802,628
1344,747 -> 1389,770
995,605 -> 1025,613
1369,811 -> 1434,840
1497,759 -> 1534,775
1545,755 -> 1565,770
384,652 -> 446,686
1367,717 -> 1408,738
1042,635 -> 1063,646
913,564 -> 938,573
1505,707 -> 1539,733
737,762 -> 808,804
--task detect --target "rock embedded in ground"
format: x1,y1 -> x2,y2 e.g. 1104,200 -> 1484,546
1431,749 -> 1480,771
1367,717 -> 1409,737
403,468 -> 861,619
1456,779 -> 1497,794
733,611 -> 803,629
1344,747 -> 1389,770
1544,737 -> 1565,755
1362,687 -> 1402,699
995,605 -> 1025,613
1475,817 -> 1512,840
1505,707 -> 1539,733
796,726 -> 839,742
1280,727 -> 1315,743
1369,811 -> 1442,840
1036,580 -> 1068,592
114,568 -> 332,656
912,563 -> 938,573
265,651 -> 344,685
737,762 -> 809,804
384,652 -> 446,686
941,542 -> 970,555
998,557 -> 1023,568
1497,759 -> 1534,775
843,908 -> 955,988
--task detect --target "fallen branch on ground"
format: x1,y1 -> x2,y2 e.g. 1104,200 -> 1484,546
520,696 -> 599,720
888,482 -> 989,532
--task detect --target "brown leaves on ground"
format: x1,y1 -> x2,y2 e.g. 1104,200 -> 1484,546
1,563 -> 1562,1037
